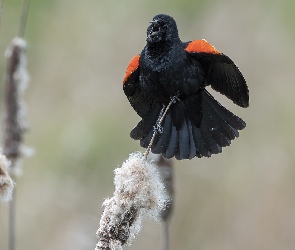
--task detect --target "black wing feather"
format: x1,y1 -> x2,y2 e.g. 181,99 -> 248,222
189,52 -> 249,108
123,67 -> 155,118
130,102 -> 162,140
163,125 -> 179,159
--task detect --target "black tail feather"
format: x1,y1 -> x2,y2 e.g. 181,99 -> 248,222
175,145 -> 180,160
187,119 -> 197,159
185,93 -> 202,127
130,90 -> 246,160
171,100 -> 185,130
140,129 -> 156,148
202,92 -> 240,141
203,90 -> 246,130
163,125 -> 179,159
202,104 -> 230,147
192,125 -> 211,157
152,113 -> 172,154
177,118 -> 190,160
200,121 -> 222,154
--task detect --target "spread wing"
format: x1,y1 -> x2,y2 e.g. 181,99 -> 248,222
123,54 -> 154,117
185,39 -> 249,108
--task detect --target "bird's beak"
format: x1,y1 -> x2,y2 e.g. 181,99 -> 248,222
147,19 -> 160,43
149,20 -> 158,25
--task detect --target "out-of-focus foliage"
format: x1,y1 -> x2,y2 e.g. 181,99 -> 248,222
0,0 -> 295,250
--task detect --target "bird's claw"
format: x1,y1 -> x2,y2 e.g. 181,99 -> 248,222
153,123 -> 163,134
170,95 -> 180,103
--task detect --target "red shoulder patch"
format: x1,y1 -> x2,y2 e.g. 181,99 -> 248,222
185,39 -> 221,54
123,54 -> 140,84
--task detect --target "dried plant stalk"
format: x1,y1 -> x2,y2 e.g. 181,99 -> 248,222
158,157 -> 173,222
2,37 -> 29,177
0,1 -> 2,26
0,154 -> 14,203
96,152 -> 167,250
148,153 -> 174,250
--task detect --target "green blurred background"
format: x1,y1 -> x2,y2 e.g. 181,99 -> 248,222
0,0 -> 295,249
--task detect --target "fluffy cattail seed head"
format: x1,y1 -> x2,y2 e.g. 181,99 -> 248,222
96,152 -> 167,250
0,153 -> 14,203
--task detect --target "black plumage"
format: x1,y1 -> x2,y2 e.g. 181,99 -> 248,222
123,14 -> 249,160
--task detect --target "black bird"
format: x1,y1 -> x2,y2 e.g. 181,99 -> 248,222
123,14 -> 249,160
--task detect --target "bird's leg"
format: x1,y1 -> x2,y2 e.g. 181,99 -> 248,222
154,123 -> 164,134
154,94 -> 179,133
144,105 -> 164,157
153,105 -> 165,134
144,97 -> 178,157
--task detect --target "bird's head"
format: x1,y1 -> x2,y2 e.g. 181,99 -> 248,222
146,14 -> 179,45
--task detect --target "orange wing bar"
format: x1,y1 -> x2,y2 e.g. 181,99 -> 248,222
185,39 -> 221,54
123,54 -> 140,84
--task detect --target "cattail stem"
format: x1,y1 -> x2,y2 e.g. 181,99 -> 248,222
163,220 -> 169,250
9,187 -> 16,250
17,0 -> 30,38
0,0 -> 2,26
148,153 -> 174,250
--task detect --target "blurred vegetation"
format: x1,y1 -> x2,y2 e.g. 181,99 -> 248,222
0,0 -> 295,250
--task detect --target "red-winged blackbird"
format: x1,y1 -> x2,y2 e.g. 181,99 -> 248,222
123,14 -> 249,160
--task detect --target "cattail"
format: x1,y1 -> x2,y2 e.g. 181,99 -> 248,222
2,37 -> 29,177
96,152 -> 167,250
0,153 -> 14,203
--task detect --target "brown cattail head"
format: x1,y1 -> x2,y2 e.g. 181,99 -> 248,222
0,153 -> 14,203
96,152 -> 167,250
148,153 -> 174,222
2,37 -> 29,177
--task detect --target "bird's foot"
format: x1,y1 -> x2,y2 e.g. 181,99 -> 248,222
153,123 -> 163,134
153,105 -> 165,134
170,95 -> 180,103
